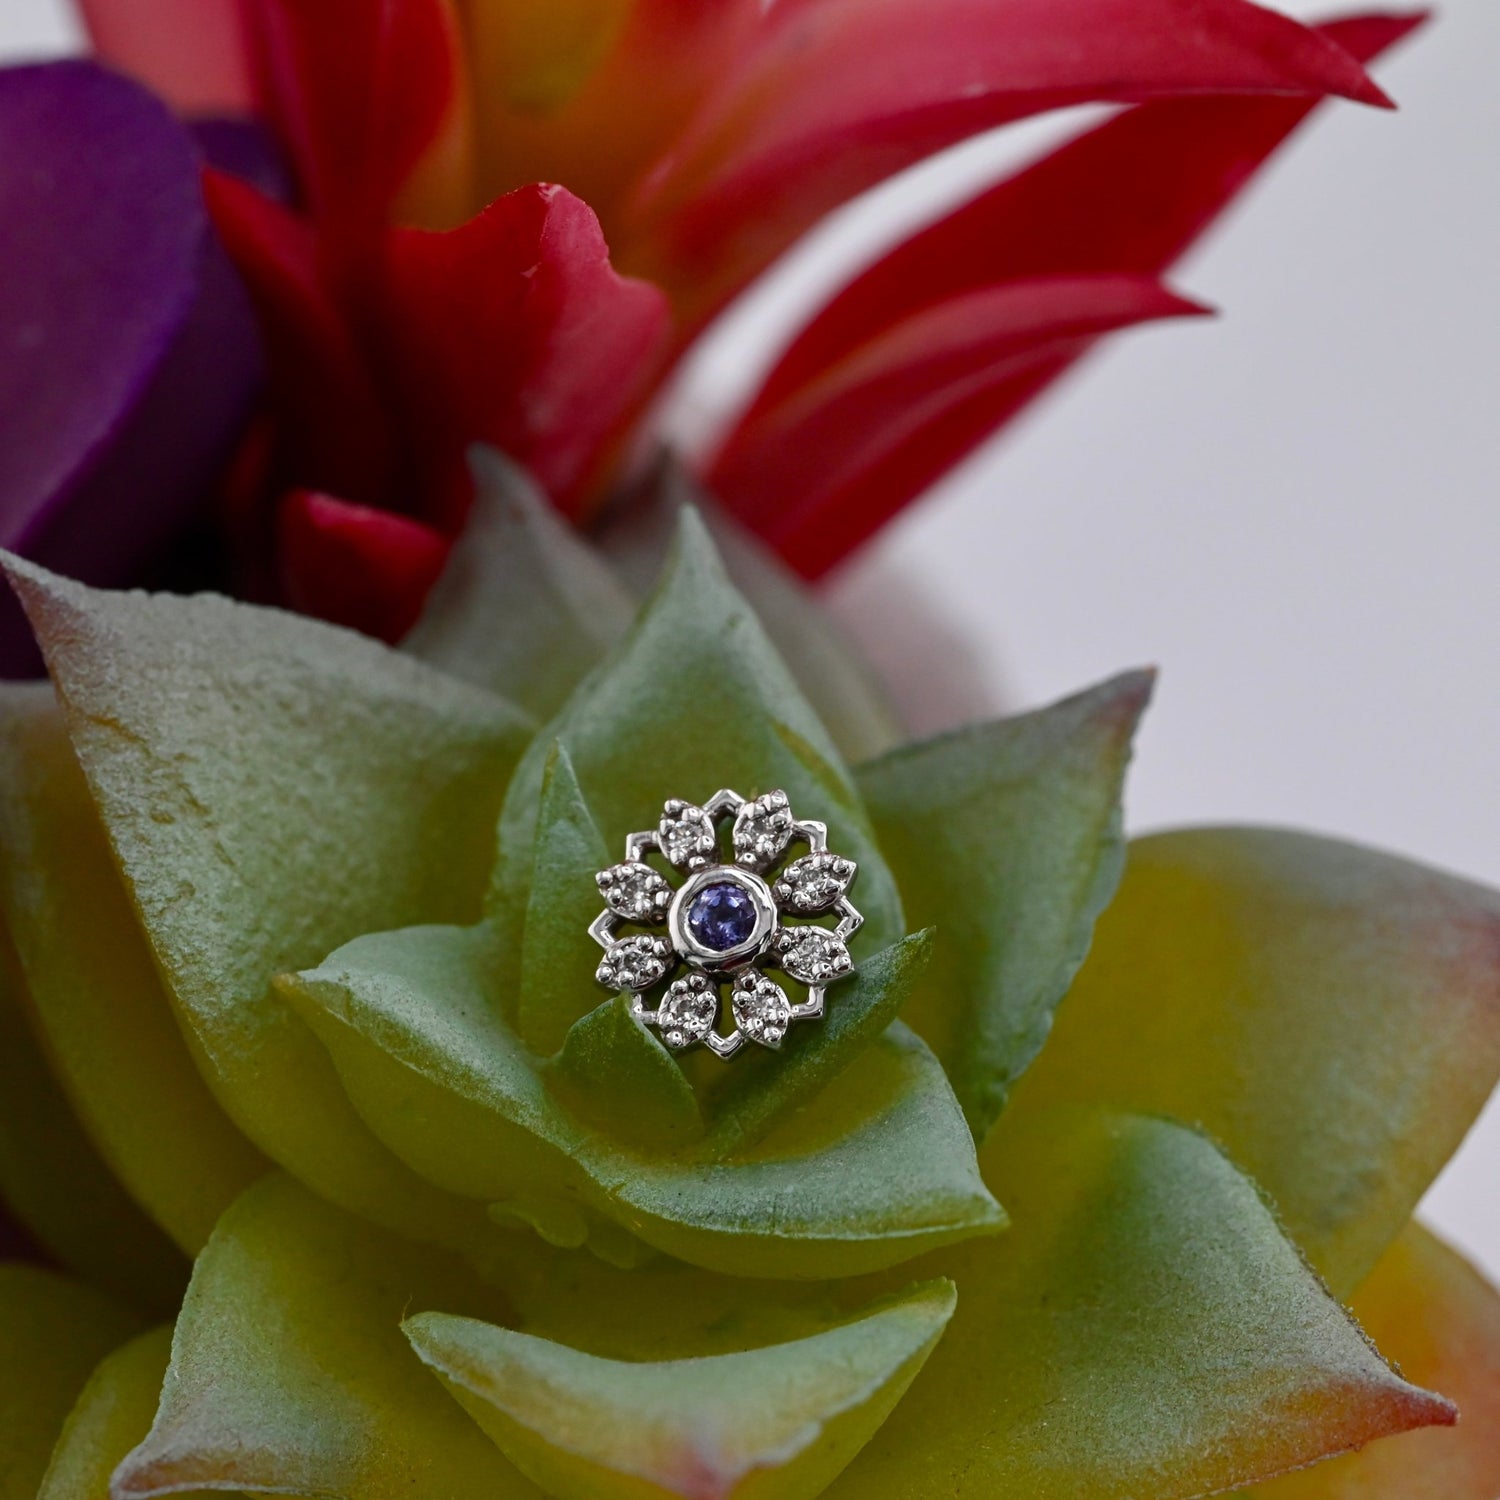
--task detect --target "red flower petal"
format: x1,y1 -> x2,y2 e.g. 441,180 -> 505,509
630,0 -> 1393,316
378,183 -> 670,522
76,0 -> 260,113
722,10 -> 1423,575
202,168 -> 395,505
712,277 -> 1208,573
249,0 -> 469,237
277,489 -> 450,642
757,11 -> 1426,407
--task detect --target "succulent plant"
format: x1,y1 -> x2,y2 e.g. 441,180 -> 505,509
0,458 -> 1495,1499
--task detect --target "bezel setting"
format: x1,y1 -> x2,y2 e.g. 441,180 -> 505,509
588,788 -> 863,1060
669,865 -> 778,974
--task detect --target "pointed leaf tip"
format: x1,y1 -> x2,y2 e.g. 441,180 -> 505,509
857,670 -> 1153,1141
1251,1222 -> 1499,1498
405,447 -> 636,717
494,487 -> 906,958
404,1279 -> 957,1500
703,930 -> 937,1159
2,555 -> 537,1257
1005,826 -> 1500,1293
823,1109 -> 1456,1499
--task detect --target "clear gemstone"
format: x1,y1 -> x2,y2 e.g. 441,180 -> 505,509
732,790 -> 793,868
596,936 -> 671,991
686,880 -> 759,952
731,971 -> 791,1047
773,852 -> 857,914
657,975 -> 718,1050
596,860 -> 672,922
658,800 -> 716,869
777,927 -> 852,985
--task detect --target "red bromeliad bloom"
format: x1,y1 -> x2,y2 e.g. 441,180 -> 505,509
83,0 -> 1421,639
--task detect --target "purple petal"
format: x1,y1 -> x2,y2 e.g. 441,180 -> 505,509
0,61 -> 263,675
192,114 -> 294,202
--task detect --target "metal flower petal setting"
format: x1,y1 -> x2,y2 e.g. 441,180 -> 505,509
590,789 -> 863,1060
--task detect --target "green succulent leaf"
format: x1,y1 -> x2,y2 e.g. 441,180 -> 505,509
549,993 -> 705,1149
701,930 -> 934,1159
823,1108 -> 1455,1500
0,926 -> 188,1317
494,510 -> 903,955
0,1265 -> 143,1500
112,1174 -> 534,1499
0,684 -> 268,1258
1004,828 -> 1500,1295
519,742 -> 617,1052
284,922 -> 1001,1278
855,671 -> 1151,1141
598,461 -> 903,763
37,1326 -> 189,1500
405,449 -> 636,719
1,554 -> 534,1256
1242,1222 -> 1500,1499
404,1280 -> 956,1500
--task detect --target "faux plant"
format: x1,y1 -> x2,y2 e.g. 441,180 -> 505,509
1,457 -> 1497,1499
2,1 -> 1497,1497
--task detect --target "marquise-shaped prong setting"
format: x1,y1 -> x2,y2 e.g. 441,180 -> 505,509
596,860 -> 673,922
776,927 -> 853,986
596,935 -> 674,992
591,788 -> 864,1060
656,974 -> 719,1051
731,971 -> 792,1048
658,800 -> 717,870
732,789 -> 794,869
773,852 -> 858,914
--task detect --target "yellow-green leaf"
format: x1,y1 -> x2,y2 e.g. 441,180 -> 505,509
822,1108 -> 1455,1500
405,449 -> 635,720
404,1280 -> 955,1500
112,1175 -> 536,1499
0,929 -> 187,1316
548,993 -> 705,1149
855,671 -> 1151,1139
284,923 -> 1001,1278
0,1265 -> 142,1500
0,683 -> 267,1256
37,1325 -> 224,1500
1005,828 -> 1500,1293
1243,1222 -> 1500,1498
2,555 -> 533,1257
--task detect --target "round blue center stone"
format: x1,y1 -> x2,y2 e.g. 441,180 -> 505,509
686,880 -> 758,952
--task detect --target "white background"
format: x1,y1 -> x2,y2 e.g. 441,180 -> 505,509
2,0 -> 1496,1278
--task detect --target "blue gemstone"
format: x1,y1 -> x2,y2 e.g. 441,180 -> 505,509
686,881 -> 758,952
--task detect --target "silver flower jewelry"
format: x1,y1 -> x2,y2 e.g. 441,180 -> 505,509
589,789 -> 863,1060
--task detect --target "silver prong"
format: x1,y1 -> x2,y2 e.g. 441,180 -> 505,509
834,899 -> 864,940
588,910 -> 620,950
625,829 -> 657,862
704,1029 -> 745,1061
790,986 -> 825,1022
792,819 -> 828,852
703,788 -> 746,817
